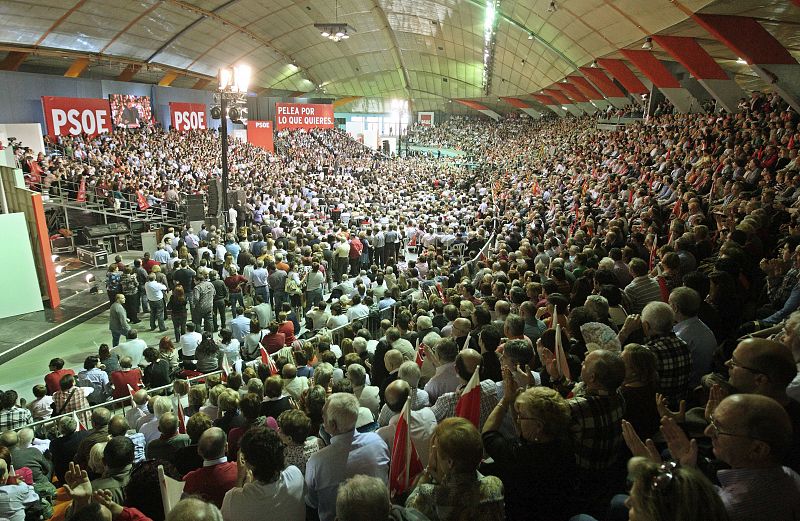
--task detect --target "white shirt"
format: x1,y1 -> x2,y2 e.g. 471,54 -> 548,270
376,407 -> 437,466
305,430 -> 389,521
423,362 -> 460,405
179,331 -> 203,357
139,416 -> 161,443
221,466 -> 305,521
346,304 -> 369,322
113,339 -> 148,367
144,280 -> 167,301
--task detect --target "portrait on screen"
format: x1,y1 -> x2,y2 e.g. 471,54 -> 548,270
109,94 -> 154,129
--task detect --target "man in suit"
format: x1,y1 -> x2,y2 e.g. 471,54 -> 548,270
145,412 -> 189,463
182,427 -> 237,507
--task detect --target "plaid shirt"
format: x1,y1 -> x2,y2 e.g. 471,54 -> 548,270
568,393 -> 625,471
53,387 -> 90,426
431,380 -> 499,431
0,406 -> 33,431
768,268 -> 799,308
647,333 -> 692,406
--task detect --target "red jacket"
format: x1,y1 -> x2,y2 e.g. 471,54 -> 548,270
182,461 -> 238,508
45,369 -> 75,395
261,332 -> 285,354
110,369 -> 143,400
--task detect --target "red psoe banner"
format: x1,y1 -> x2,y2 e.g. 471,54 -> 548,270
41,96 -> 113,138
170,102 -> 207,132
275,103 -> 334,130
247,120 -> 274,152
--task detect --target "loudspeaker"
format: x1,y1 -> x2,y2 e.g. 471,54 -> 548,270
227,189 -> 245,208
185,194 -> 205,221
382,140 -> 390,154
207,179 -> 222,216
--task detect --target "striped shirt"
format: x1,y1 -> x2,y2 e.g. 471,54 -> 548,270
623,276 -> 663,314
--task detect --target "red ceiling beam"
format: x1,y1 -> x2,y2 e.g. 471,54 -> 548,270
693,14 -> 796,65
558,82 -> 589,102
597,58 -> 649,94
568,75 -> 603,100
543,89 -> 572,105
532,94 -> 557,105
500,97 -> 532,109
117,64 -> 141,82
0,51 -> 29,71
619,50 -> 681,89
579,67 -> 626,98
652,35 -> 729,80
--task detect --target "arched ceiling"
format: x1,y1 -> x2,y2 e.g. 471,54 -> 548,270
1,0 -> 799,112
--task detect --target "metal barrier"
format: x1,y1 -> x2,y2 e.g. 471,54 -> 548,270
15,370 -> 224,434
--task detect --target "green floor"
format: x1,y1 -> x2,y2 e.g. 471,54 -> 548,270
0,304 -> 180,403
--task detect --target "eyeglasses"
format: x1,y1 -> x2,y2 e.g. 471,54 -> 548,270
707,415 -> 765,442
725,357 -> 764,375
650,461 -> 677,491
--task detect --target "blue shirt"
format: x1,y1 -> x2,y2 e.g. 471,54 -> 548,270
673,317 -> 716,387
225,243 -> 241,262
305,430 -> 389,521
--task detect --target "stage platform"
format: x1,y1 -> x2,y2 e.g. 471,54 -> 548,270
0,251 -> 141,366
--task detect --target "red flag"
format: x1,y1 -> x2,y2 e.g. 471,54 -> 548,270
72,411 -> 86,431
175,393 -> 187,434
126,383 -> 137,398
136,191 -> 150,211
414,343 -> 425,368
260,346 -> 278,376
649,235 -> 658,271
455,365 -> 481,428
389,397 -> 423,498
221,355 -> 232,382
76,177 -> 87,203
672,199 -> 682,217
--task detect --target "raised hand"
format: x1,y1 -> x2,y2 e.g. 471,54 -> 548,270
64,462 -> 92,506
704,384 -> 727,422
621,420 -> 661,463
537,346 -> 559,379
656,393 -> 686,423
660,416 -> 698,467
500,364 -> 519,406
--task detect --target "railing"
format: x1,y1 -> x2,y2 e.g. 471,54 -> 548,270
15,369 -> 224,434
41,176 -> 188,227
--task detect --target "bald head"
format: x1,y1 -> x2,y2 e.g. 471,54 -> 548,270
384,380 -> 411,413
0,430 -> 18,448
198,427 -> 226,460
384,349 -> 403,372
158,412 -> 179,436
132,390 -> 149,406
455,348 -> 482,382
730,338 -> 797,395
108,415 -> 130,436
714,394 -> 793,466
282,363 -> 297,379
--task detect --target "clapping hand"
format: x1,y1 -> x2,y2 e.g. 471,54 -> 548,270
656,393 -> 686,423
621,420 -> 661,464
93,489 -> 124,518
537,346 -> 560,379
660,416 -> 697,467
705,384 -> 727,422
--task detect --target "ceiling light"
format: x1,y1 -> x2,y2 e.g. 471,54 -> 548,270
561,106 -> 568,110
320,31 -> 330,37
736,57 -> 747,65
642,37 -> 653,50
591,60 -> 598,68
548,1 -> 557,13
528,33 -> 534,40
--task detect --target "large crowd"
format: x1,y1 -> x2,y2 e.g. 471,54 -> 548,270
2,87 -> 800,521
